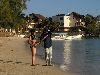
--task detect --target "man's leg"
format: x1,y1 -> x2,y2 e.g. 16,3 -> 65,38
48,46 -> 53,65
45,48 -> 49,65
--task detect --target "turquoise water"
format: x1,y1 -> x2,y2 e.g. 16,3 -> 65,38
37,39 -> 100,75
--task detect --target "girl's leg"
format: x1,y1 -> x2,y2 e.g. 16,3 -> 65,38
31,47 -> 36,65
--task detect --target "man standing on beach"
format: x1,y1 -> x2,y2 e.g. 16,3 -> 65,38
40,24 -> 53,66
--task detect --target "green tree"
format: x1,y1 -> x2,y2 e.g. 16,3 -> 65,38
0,0 -> 29,29
84,14 -> 97,37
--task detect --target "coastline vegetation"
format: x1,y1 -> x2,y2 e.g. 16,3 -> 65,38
0,0 -> 100,38
0,0 -> 30,33
68,14 -> 100,39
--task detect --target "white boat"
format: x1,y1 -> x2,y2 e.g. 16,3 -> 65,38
52,34 -> 82,40
18,34 -> 25,38
65,35 -> 82,40
52,36 -> 65,40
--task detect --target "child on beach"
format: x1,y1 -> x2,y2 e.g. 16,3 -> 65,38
28,29 -> 39,66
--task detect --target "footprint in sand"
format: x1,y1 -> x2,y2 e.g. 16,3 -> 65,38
15,61 -> 23,64
0,60 -> 14,64
24,63 -> 30,65
0,60 -> 3,62
6,60 -> 13,63
0,60 -> 30,66
11,50 -> 14,51
0,59 -> 4,63
0,69 -> 4,72
15,61 -> 31,65
0,44 -> 2,47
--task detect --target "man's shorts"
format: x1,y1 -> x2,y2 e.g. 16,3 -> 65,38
45,46 -> 52,60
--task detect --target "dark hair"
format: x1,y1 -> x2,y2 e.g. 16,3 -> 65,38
30,29 -> 35,33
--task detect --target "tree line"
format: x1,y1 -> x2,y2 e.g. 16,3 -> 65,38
0,0 -> 100,38
68,13 -> 100,38
0,0 -> 29,29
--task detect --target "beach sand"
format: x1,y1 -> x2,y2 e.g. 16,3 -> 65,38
0,37 -> 76,75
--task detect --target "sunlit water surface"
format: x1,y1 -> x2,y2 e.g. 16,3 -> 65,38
37,39 -> 100,75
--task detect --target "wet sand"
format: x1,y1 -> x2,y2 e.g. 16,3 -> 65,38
0,37 -> 76,75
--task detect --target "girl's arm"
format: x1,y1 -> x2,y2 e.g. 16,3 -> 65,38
28,36 -> 32,45
35,40 -> 40,46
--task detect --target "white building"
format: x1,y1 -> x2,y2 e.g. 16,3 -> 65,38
52,12 -> 85,31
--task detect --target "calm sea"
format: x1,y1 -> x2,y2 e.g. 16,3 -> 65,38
37,39 -> 100,75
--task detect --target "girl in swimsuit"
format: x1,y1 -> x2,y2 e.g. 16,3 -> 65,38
28,29 -> 39,66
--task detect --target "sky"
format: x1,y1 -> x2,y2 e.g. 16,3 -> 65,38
24,0 -> 100,17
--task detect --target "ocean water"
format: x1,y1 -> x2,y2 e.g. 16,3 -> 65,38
37,39 -> 100,75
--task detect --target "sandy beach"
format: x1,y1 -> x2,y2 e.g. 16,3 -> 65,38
0,37 -> 76,75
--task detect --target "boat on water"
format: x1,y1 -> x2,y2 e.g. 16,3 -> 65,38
65,34 -> 82,40
52,36 -> 65,40
52,34 -> 82,40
